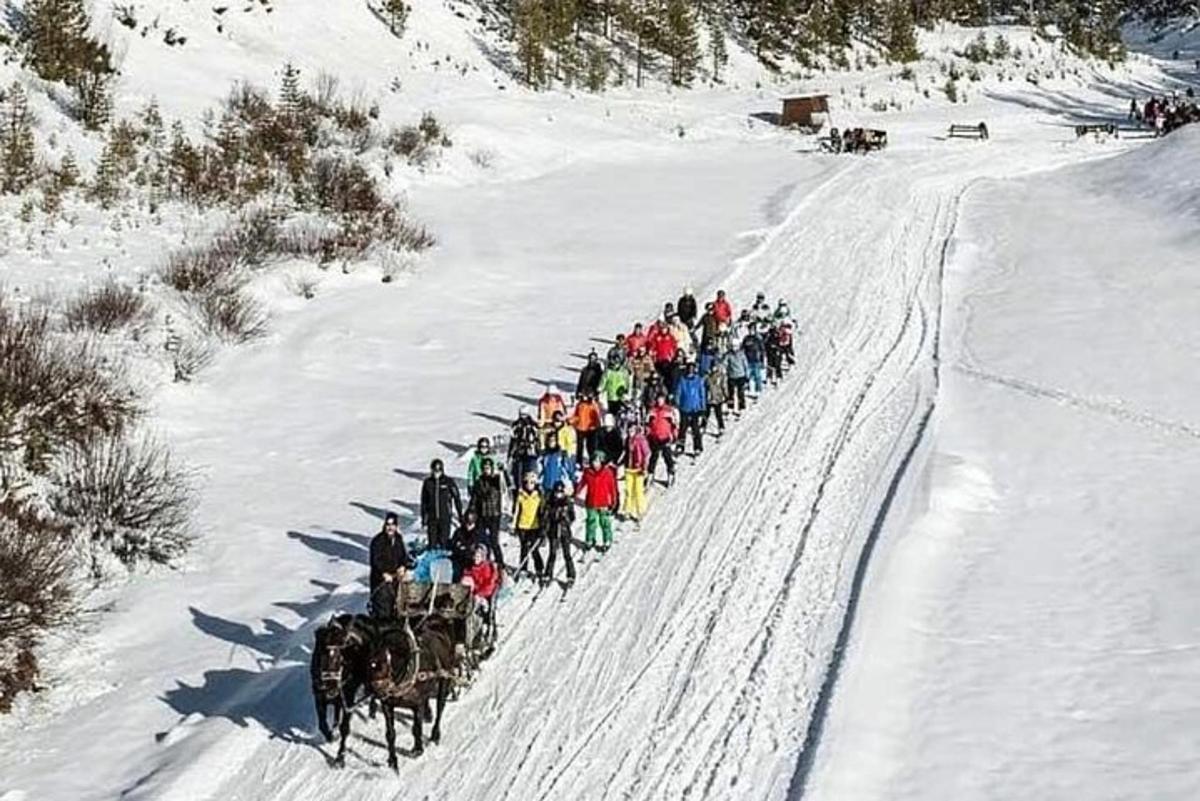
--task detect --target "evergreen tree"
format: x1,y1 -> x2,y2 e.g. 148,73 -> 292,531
546,0 -> 580,84
515,0 -> 551,87
585,42 -> 610,91
661,0 -> 701,87
708,15 -> 729,83
0,83 -> 37,195
279,63 -> 302,117
141,99 -> 166,151
22,0 -> 116,129
89,140 -> 121,209
56,149 -> 80,190
22,0 -> 90,83
619,0 -> 660,88
885,1 -> 921,62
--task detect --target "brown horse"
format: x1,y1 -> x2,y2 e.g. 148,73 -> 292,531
367,616 -> 456,768
310,613 -> 374,767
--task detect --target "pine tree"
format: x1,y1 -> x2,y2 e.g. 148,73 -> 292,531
0,83 -> 37,195
585,42 -> 610,91
22,0 -> 90,83
90,140 -> 121,209
141,99 -> 166,151
546,0 -> 580,85
515,0 -> 551,87
662,0 -> 701,87
619,0 -> 660,88
279,63 -> 302,117
22,0 -> 115,129
708,15 -> 729,83
885,1 -> 921,62
56,149 -> 80,190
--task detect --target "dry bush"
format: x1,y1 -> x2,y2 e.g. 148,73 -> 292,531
197,289 -> 269,343
283,271 -> 319,299
0,498 -> 73,712
309,156 -> 381,215
64,280 -> 147,333
0,299 -> 139,476
222,209 -> 280,268
171,335 -> 216,383
161,238 -> 243,295
50,436 -> 195,570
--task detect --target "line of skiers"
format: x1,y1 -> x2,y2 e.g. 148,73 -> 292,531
367,287 -> 798,619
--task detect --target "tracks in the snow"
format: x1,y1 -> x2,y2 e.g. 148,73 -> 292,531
202,146 -> 1105,801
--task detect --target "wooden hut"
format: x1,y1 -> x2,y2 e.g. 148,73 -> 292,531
780,95 -> 830,129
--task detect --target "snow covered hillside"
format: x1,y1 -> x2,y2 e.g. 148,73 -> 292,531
2,4 -> 1200,800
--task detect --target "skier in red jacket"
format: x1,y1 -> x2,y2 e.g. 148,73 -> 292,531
646,394 -> 678,486
713,289 -> 733,325
575,451 -> 620,552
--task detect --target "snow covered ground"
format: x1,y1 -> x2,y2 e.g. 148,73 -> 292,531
3,8 -> 1200,800
804,127 -> 1200,801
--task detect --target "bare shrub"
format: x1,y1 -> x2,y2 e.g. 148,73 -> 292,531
50,436 -> 195,570
197,289 -> 269,343
386,112 -> 450,168
161,238 -> 243,294
0,299 -> 139,477
283,272 -> 319,299
222,209 -> 280,268
0,498 -> 73,712
309,156 -> 381,215
64,280 -> 146,333
171,335 -> 216,383
469,148 -> 496,169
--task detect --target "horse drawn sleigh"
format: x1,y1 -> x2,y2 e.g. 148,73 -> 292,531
310,563 -> 498,770
820,127 -> 889,154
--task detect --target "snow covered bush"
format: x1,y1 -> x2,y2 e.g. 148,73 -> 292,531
49,436 -> 194,574
0,298 -> 139,479
64,280 -> 148,334
170,334 -> 216,383
196,289 -> 269,344
386,112 -> 452,168
0,498 -> 73,712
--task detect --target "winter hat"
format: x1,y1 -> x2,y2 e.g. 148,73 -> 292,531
518,406 -> 531,418
384,512 -> 400,525
593,451 -> 606,464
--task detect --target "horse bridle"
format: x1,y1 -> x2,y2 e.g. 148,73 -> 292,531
318,620 -> 364,706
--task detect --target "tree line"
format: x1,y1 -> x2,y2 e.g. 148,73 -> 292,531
502,0 -> 1162,90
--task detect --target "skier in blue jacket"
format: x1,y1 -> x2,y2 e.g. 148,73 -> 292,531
541,436 -> 575,494
674,361 -> 708,456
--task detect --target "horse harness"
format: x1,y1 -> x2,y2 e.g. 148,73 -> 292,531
375,625 -> 455,701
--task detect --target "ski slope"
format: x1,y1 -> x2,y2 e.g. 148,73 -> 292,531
3,10 -> 1198,800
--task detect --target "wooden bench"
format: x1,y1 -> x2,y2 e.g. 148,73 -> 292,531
949,122 -> 989,140
1074,123 -> 1118,139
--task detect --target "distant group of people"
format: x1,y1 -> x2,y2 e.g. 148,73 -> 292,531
1130,90 -> 1199,137
367,287 -> 799,621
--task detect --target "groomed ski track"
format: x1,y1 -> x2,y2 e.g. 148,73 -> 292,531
137,141 -> 1116,801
